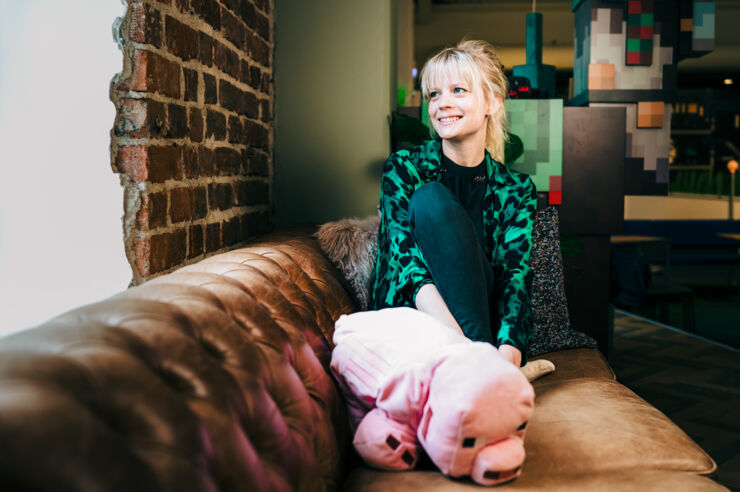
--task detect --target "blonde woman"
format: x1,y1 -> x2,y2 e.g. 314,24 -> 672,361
370,40 -> 537,367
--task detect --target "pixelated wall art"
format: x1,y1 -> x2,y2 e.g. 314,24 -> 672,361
571,0 -> 714,195
505,99 -> 563,205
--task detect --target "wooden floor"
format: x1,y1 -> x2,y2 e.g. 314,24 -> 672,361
610,310 -> 740,491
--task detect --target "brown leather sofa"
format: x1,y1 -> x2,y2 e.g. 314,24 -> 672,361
0,230 -> 726,491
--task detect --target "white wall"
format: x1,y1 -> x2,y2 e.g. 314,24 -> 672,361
274,0 -> 394,227
0,0 -> 131,336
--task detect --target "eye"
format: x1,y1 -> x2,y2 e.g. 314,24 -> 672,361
453,87 -> 467,94
429,90 -> 439,99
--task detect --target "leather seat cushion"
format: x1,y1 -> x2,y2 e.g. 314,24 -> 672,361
530,348 -> 615,384
524,377 -> 716,475
342,468 -> 727,491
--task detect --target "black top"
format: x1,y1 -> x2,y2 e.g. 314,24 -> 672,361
439,152 -> 487,247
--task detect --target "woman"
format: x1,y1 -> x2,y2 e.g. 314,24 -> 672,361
369,40 -> 537,367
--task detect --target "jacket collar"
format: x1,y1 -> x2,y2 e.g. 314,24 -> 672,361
422,140 -> 509,186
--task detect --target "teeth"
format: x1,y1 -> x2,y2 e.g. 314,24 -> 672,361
440,116 -> 460,123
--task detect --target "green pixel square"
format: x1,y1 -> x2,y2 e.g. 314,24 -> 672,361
641,13 -> 653,26
504,99 -> 563,195
627,38 -> 641,51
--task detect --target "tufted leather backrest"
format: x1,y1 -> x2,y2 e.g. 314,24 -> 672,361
0,230 -> 357,492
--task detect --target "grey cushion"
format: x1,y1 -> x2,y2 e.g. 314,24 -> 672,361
527,207 -> 596,358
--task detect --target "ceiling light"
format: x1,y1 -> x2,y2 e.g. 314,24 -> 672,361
724,78 -> 734,85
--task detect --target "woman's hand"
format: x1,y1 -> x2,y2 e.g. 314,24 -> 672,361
498,344 -> 522,367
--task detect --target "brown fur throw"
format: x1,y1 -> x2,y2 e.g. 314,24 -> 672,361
314,215 -> 380,310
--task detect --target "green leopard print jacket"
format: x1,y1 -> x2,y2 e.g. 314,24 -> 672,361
369,139 -> 537,358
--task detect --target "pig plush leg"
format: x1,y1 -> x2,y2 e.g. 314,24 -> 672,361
353,408 -> 419,470
471,436 -> 526,486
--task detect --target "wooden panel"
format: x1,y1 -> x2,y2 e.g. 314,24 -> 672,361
562,235 -> 612,355
560,106 -> 626,235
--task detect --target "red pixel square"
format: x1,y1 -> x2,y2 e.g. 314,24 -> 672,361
628,1 -> 641,14
549,175 -> 562,192
628,25 -> 641,38
548,191 -> 562,206
627,52 -> 642,64
640,26 -> 653,39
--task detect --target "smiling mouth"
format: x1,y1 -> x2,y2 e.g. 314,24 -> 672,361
439,116 -> 461,124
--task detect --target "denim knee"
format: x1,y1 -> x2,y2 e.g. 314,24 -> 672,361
409,182 -> 457,227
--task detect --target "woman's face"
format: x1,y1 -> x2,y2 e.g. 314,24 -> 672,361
427,73 -> 500,146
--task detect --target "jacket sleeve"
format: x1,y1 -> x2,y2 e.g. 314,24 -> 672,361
494,177 -> 537,364
375,152 -> 434,307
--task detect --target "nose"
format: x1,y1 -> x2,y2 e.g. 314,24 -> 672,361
438,90 -> 453,107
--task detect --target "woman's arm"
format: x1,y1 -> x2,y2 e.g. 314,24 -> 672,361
372,152 -> 434,308
494,176 -> 537,365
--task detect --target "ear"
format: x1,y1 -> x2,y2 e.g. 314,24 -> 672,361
488,95 -> 503,118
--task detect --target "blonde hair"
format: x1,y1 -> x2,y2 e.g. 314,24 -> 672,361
420,40 -> 510,163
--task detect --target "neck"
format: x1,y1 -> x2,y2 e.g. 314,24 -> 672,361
440,131 -> 487,167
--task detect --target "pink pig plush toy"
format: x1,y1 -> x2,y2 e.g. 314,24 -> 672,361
330,307 -> 535,486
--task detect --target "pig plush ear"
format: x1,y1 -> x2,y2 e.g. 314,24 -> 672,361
353,408 -> 420,471
470,436 -> 526,486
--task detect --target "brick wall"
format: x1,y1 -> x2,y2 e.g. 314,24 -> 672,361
111,0 -> 273,284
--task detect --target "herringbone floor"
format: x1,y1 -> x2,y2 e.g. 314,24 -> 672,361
611,310 -> 740,491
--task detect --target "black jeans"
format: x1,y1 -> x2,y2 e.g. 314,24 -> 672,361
408,182 -> 496,344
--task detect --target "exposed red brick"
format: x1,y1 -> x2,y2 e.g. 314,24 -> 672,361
128,3 -> 162,47
254,11 -> 270,42
248,65 -> 261,89
199,32 -> 213,66
116,145 -> 148,183
260,72 -> 271,95
244,119 -> 268,149
214,41 -> 240,80
206,110 -> 227,140
133,237 -> 151,277
243,148 -> 269,176
182,146 -> 198,178
222,216 -> 242,246
208,183 -> 233,211
191,0 -> 221,31
193,186 -> 208,218
245,30 -> 270,67
203,73 -> 218,104
165,15 -> 199,61
170,187 -> 194,223
197,146 -> 216,176
118,50 -> 149,92
173,0 -> 188,13
219,80 -> 258,118
148,145 -> 183,182
115,98 -> 147,137
150,230 -> 187,273
138,191 -> 168,230
166,103 -> 188,138
237,180 -> 268,206
188,224 -> 204,258
260,99 -> 271,122
221,0 -> 241,14
221,8 -> 246,49
188,108 -> 203,143
184,68 -> 198,102
239,0 -> 257,27
205,222 -> 222,252
122,50 -> 180,98
228,115 -> 245,144
252,0 -> 270,15
214,147 -> 242,175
